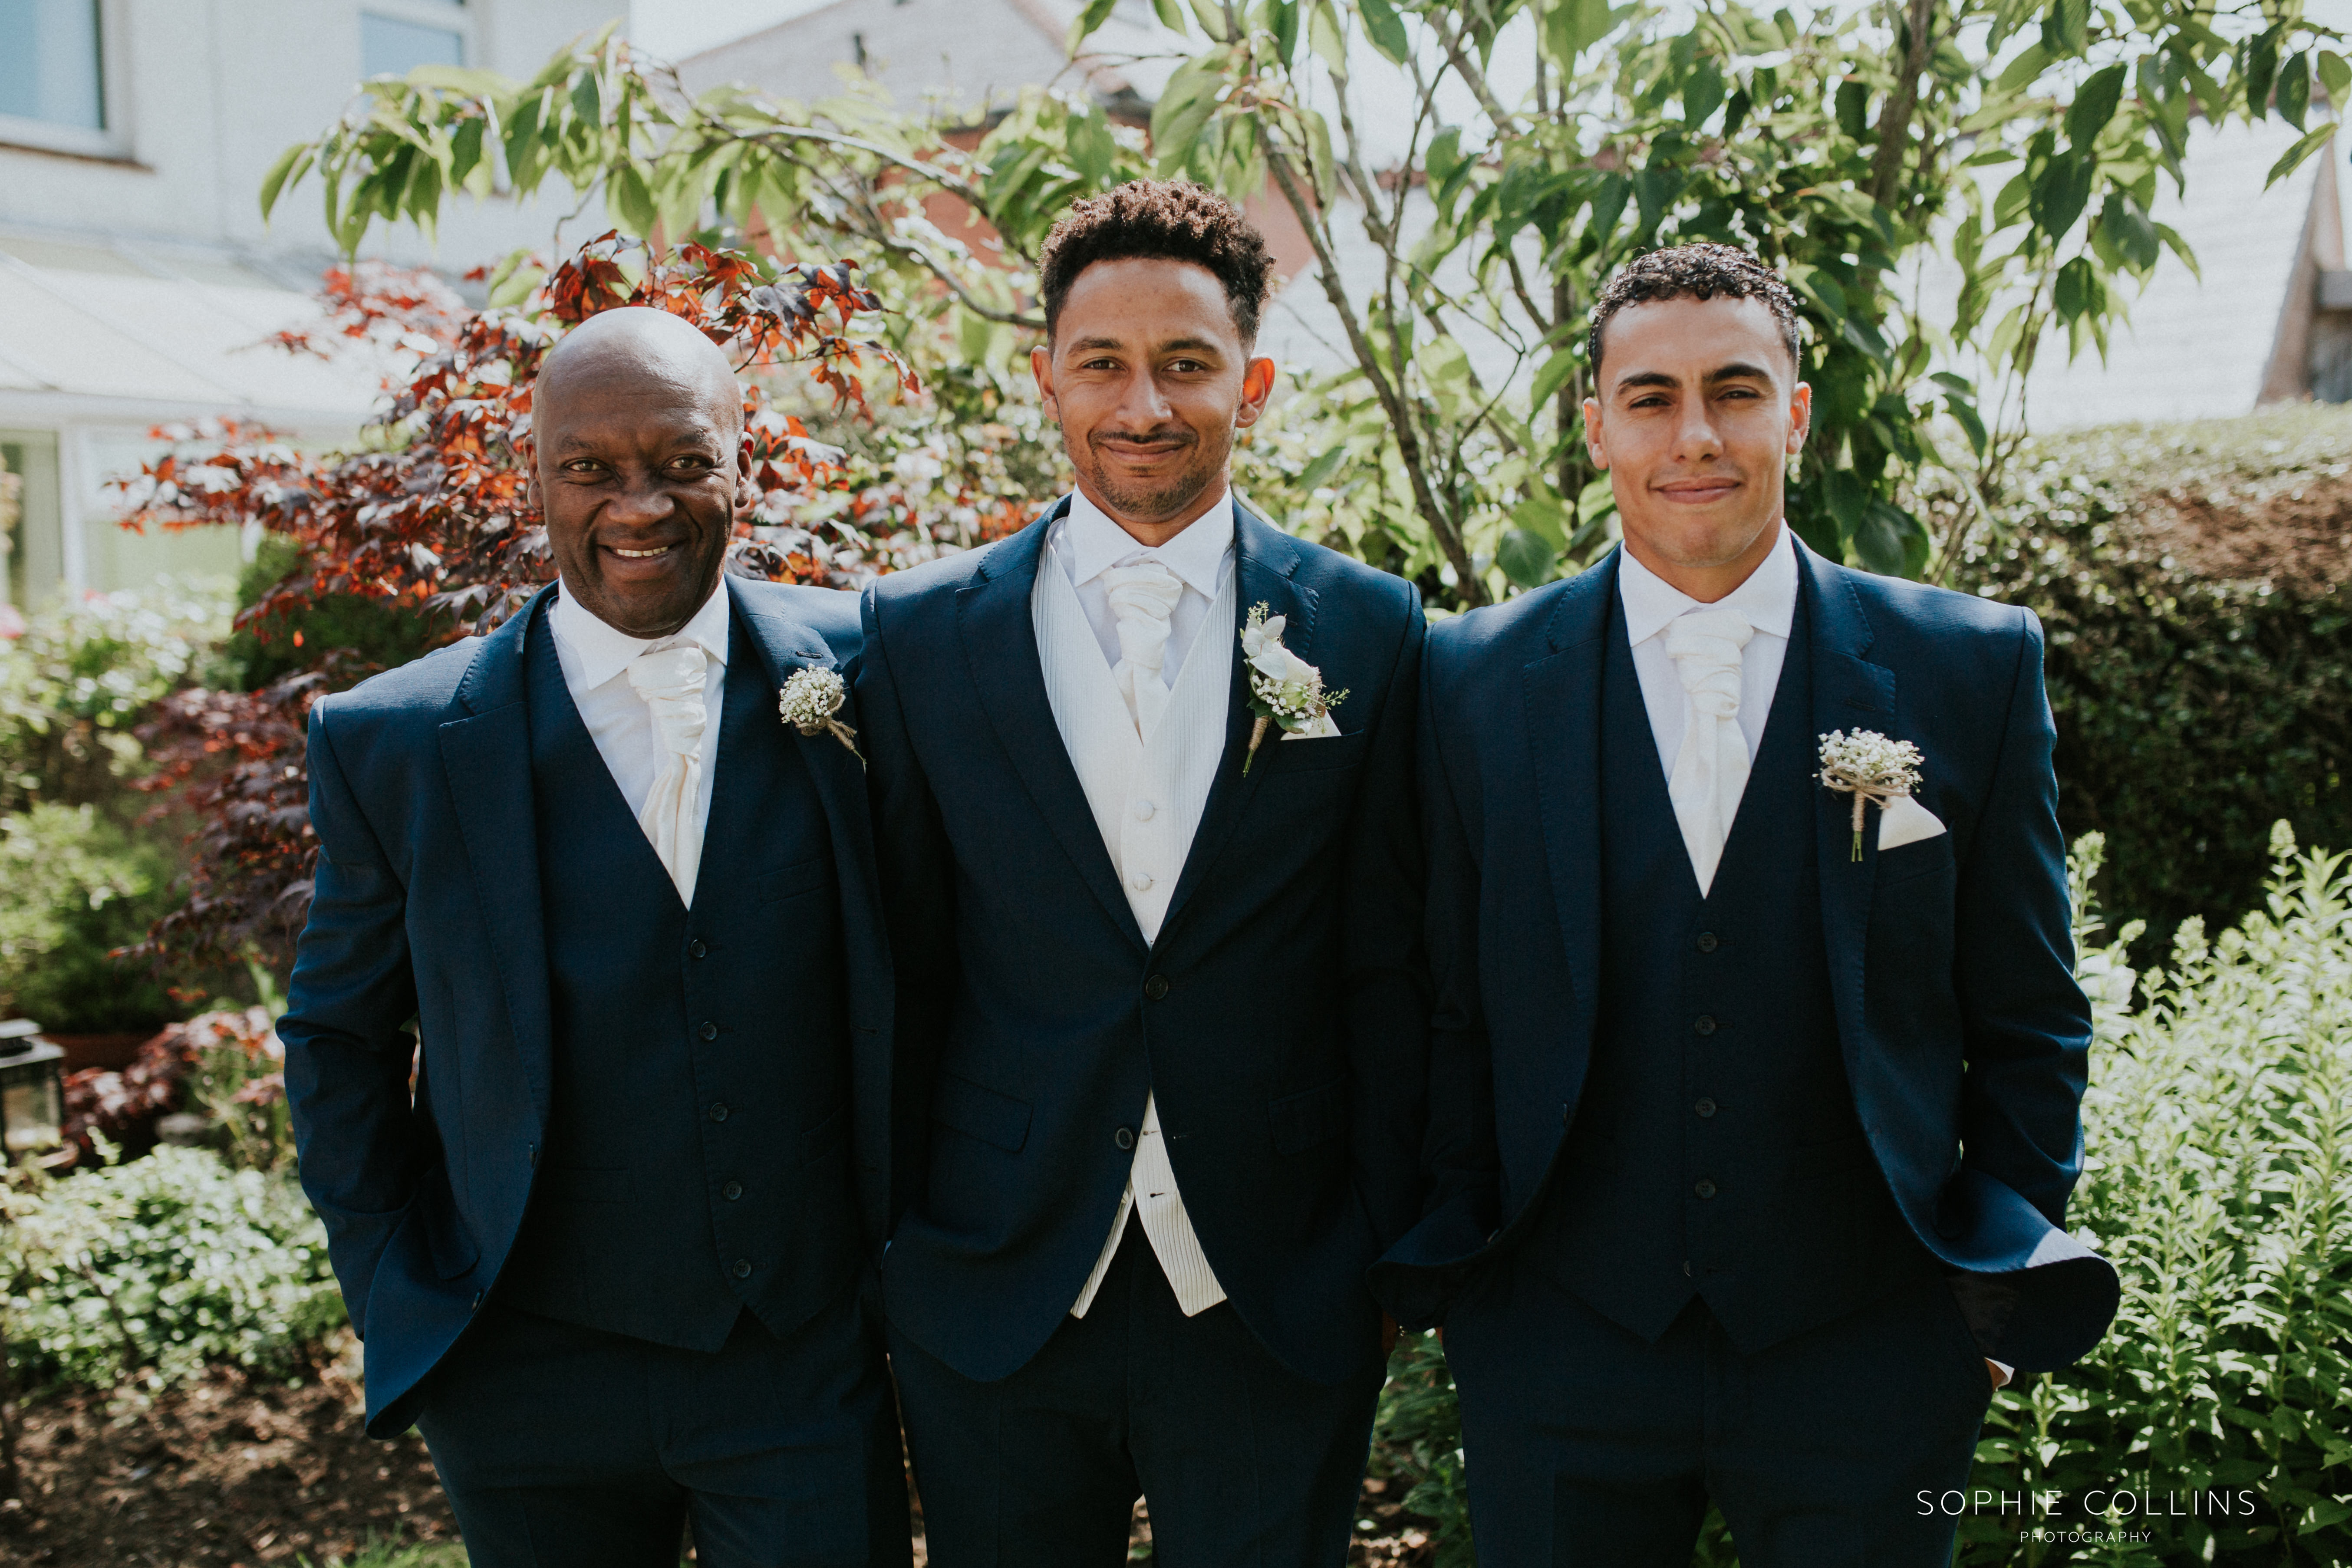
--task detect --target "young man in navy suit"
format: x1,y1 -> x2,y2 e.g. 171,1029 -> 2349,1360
1375,245 -> 2118,1565
856,181 -> 1427,1565
280,309 -> 909,1567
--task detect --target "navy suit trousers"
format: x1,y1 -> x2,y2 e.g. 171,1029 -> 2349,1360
1445,1259 -> 1992,1568
414,1283 -> 910,1568
888,1220 -> 1387,1568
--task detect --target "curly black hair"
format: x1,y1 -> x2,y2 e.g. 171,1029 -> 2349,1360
1038,179 -> 1278,347
1588,243 -> 1803,376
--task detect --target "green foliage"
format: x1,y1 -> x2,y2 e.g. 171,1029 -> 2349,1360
1,1144 -> 345,1392
1953,406 -> 2352,950
1959,827 -> 2352,1565
0,802 -> 182,1031
1370,1330 -> 1474,1564
0,577 -> 234,814
227,535 -> 432,692
298,1536 -> 471,1568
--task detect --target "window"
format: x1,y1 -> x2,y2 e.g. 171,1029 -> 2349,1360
361,11 -> 465,79
0,0 -> 105,132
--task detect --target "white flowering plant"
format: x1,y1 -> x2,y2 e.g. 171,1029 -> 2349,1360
1816,728 -> 1924,861
778,666 -> 863,765
1240,603 -> 1347,774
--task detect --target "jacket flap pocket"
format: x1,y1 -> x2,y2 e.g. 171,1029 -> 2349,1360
800,1101 -> 850,1166
930,1074 -> 1031,1153
1268,1077 -> 1348,1156
540,1165 -> 632,1205
1268,730 -> 1370,774
753,855 -> 829,906
1877,834 -> 1956,889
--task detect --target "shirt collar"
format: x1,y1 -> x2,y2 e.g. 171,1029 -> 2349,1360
1617,524 -> 1799,647
548,576 -> 731,691
1060,485 -> 1235,600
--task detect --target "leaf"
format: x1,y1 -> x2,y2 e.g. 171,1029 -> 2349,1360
1835,78 -> 1870,141
1497,527 -> 1559,588
1530,346 -> 1580,409
1296,442 -> 1349,490
1852,497 -> 1926,576
257,142 -> 313,221
1272,0 -> 1302,64
1069,105 -> 1115,187
611,163 -> 659,237
1577,474 -> 1617,526
1357,0 -> 1408,64
2264,123 -> 2334,189
1994,42 -> 2051,95
1187,0 -> 1229,41
1683,55 -> 1724,126
1787,263 -> 1848,321
2039,0 -> 2086,59
1944,392 -> 1988,456
2277,49 -> 2310,130
2029,152 -> 2095,237
2053,254 -> 2097,320
2065,62 -> 2127,147
1308,0 -> 1346,72
1151,0 -> 1191,32
1512,491 -> 1570,549
2245,26 -> 2280,119
2319,50 -> 2350,110
2098,191 -> 2160,271
1067,0 -> 1119,54
1150,58 -> 1224,171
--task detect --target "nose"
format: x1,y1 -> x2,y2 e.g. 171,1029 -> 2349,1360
1671,395 -> 1723,464
604,477 -> 676,528
1115,363 -> 1174,428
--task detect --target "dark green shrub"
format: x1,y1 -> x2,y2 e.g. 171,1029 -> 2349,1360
226,534 -> 433,693
1953,408 -> 2352,950
0,801 -> 182,1031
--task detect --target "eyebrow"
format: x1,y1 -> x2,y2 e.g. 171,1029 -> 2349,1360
1066,335 -> 1225,355
1611,362 -> 1777,394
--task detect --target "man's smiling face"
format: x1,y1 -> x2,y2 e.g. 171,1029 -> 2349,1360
527,309 -> 751,639
1583,293 -> 1811,600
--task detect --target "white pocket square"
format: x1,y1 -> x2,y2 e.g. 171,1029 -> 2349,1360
1878,794 -> 1947,851
1281,712 -> 1342,741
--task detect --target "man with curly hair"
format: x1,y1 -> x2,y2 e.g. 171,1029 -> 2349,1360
1373,243 -> 2119,1564
856,180 -> 1428,1564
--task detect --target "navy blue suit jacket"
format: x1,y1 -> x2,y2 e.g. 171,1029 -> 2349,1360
856,499 -> 1428,1386
280,577 -> 890,1434
1376,542 -> 2119,1371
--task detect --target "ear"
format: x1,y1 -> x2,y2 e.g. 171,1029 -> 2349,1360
522,438 -> 542,512
1581,395 -> 1609,470
1234,355 -> 1277,428
1031,344 -> 1060,423
1785,381 -> 1813,455
734,430 -> 759,525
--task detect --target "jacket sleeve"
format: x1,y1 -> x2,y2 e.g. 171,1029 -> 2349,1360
1341,583 -> 1433,1253
278,700 -> 426,1338
853,584 -> 957,1236
1953,610 -> 2094,1226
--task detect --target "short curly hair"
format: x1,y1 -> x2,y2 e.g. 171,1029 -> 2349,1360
1588,243 -> 1803,377
1039,180 -> 1278,347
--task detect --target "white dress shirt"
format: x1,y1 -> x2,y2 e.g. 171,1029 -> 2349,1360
1034,489 -> 1238,1318
1617,525 -> 1799,840
547,580 -> 730,851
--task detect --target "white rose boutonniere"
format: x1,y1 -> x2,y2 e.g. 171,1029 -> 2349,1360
1817,728 -> 1924,861
1240,603 -> 1347,774
779,667 -> 863,766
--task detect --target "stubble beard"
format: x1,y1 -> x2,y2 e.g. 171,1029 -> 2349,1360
1074,424 -> 1233,527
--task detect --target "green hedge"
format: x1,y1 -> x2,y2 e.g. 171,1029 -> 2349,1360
1954,408 -> 2352,949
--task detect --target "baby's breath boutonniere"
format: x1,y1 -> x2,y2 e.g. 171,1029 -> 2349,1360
1817,729 -> 1923,861
1240,603 -> 1347,774
780,667 -> 863,767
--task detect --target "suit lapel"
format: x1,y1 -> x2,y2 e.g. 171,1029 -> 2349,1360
957,505 -> 1149,953
1158,504 -> 1308,940
1522,555 -> 1615,1044
438,586 -> 556,1133
1800,543 -> 1898,1074
727,576 -> 871,877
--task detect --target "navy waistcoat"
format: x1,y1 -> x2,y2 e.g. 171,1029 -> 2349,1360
497,604 -> 860,1348
1530,591 -> 1927,1352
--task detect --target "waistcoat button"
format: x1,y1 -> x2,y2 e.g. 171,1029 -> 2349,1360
1693,1015 -> 1717,1036
1129,870 -> 1154,893
699,1021 -> 720,1041
1693,1179 -> 1717,1199
1144,975 -> 1170,1001
1694,1097 -> 1717,1117
1114,1126 -> 1136,1151
689,939 -> 709,959
732,1259 -> 753,1280
708,1103 -> 729,1123
1695,932 -> 1719,953
723,1181 -> 744,1201
1132,799 -> 1156,821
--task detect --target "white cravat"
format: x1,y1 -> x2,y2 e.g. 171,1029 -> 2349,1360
626,644 -> 711,905
1662,609 -> 1754,895
1103,561 -> 1186,741
546,581 -> 730,906
1619,528 -> 1799,894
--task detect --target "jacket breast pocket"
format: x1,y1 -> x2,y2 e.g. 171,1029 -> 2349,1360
1268,1077 -> 1348,1155
1876,833 -> 1956,890
753,856 -> 830,907
800,1101 -> 850,1166
930,1074 -> 1032,1153
1265,730 -> 1370,776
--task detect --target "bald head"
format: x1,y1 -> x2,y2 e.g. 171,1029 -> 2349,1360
529,306 -> 751,639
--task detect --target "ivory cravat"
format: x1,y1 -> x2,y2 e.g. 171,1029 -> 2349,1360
626,643 -> 711,905
1663,607 -> 1756,896
1101,560 -> 1186,740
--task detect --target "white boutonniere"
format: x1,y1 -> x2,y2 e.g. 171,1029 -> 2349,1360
1240,603 -> 1347,774
779,667 -> 863,766
1817,729 -> 1924,861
